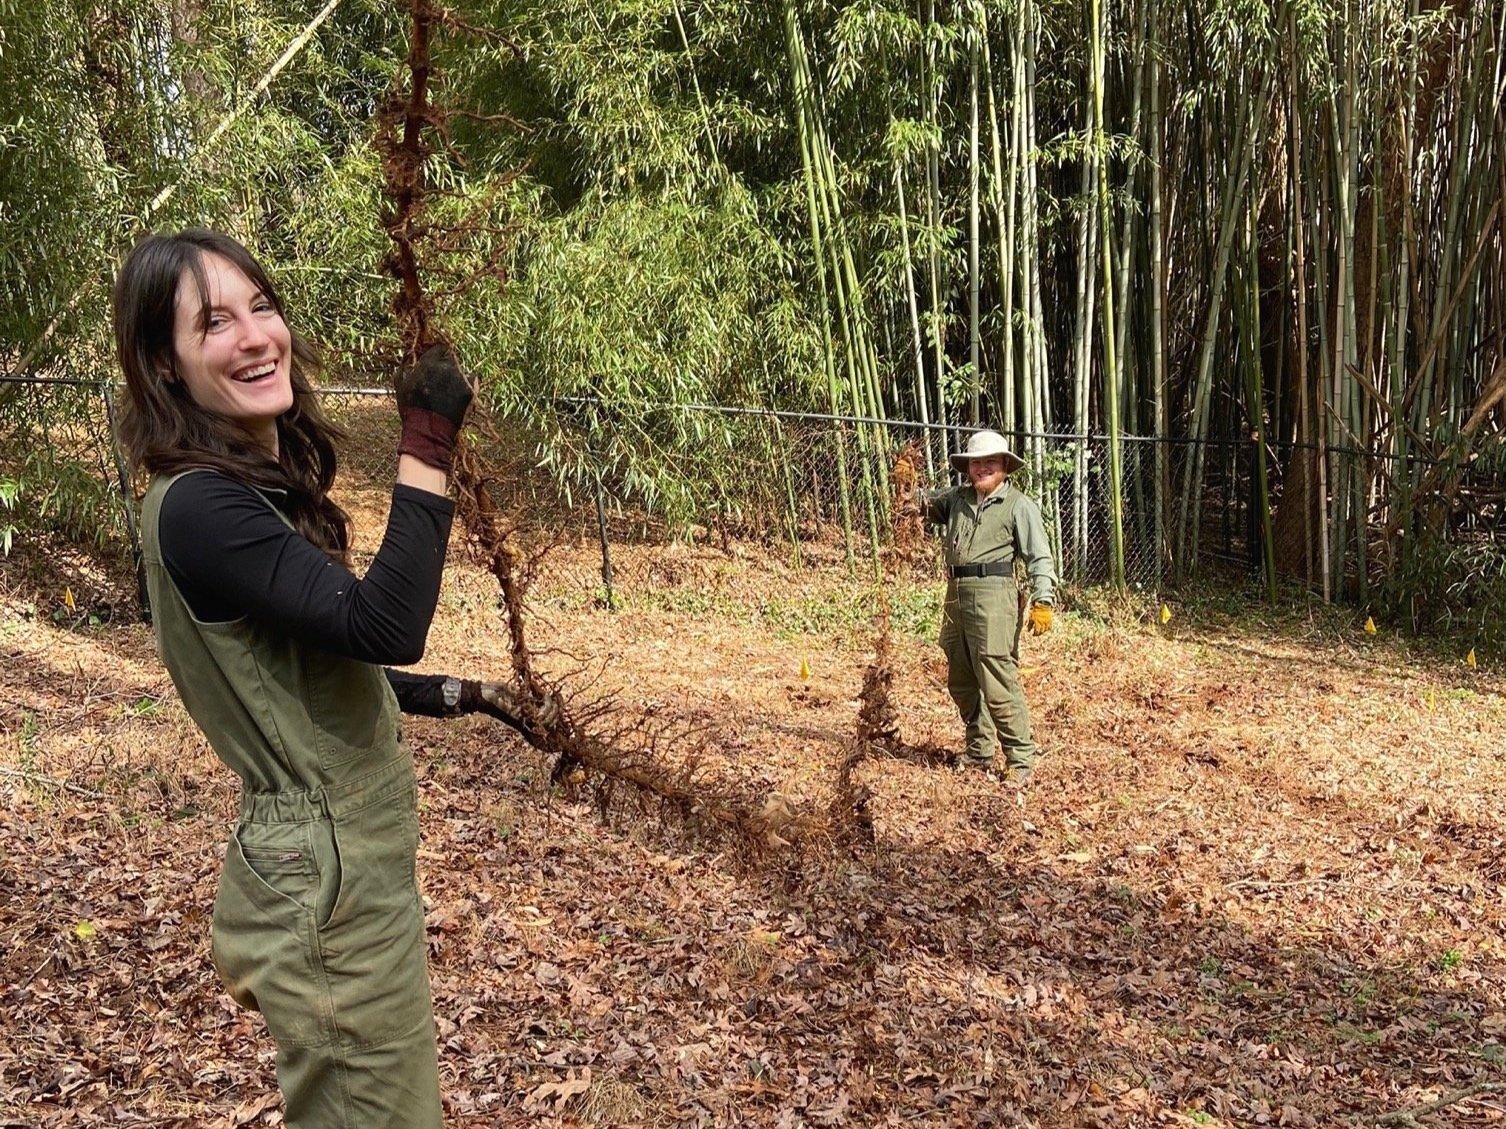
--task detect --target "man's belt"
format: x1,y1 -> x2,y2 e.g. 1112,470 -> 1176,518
947,562 -> 1012,579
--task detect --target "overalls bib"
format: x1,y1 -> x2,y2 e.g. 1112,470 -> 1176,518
141,472 -> 441,1129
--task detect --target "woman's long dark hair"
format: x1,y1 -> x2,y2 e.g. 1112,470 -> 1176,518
113,229 -> 351,558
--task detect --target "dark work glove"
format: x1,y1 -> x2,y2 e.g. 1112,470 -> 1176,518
396,343 -> 474,473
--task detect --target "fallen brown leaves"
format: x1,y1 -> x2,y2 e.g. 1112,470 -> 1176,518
4,536 -> 1506,1127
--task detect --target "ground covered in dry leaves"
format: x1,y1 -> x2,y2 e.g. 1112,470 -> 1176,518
3,519 -> 1505,1128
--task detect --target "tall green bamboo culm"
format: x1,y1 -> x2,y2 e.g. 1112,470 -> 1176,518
1092,0 -> 1125,590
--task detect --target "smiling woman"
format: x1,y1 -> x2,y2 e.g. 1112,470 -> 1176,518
109,229 -> 557,1129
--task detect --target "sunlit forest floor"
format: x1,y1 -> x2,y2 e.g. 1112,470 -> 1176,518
3,503 -> 1505,1127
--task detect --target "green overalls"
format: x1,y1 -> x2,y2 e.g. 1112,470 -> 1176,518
924,482 -> 1056,770
141,472 -> 441,1129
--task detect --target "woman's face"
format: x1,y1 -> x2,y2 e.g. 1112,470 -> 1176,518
968,454 -> 1008,496
171,252 -> 293,453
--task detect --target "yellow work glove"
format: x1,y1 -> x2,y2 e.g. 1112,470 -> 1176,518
1026,603 -> 1054,636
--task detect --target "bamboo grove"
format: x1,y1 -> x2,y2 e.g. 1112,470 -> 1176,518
773,0 -> 1506,611
1,0 -> 1504,637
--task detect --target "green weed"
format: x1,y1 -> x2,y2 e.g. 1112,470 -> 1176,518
127,696 -> 161,719
1342,977 -> 1377,1007
1433,949 -> 1463,972
1332,1023 -> 1383,1045
16,710 -> 39,770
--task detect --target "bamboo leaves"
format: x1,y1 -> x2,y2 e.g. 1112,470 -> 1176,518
3,0 -> 1505,623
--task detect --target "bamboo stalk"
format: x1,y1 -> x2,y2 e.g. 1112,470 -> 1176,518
1243,196 -> 1277,602
983,20 -> 1016,436
1148,0 -> 1167,588
1021,3 -> 1057,565
1071,142 -> 1097,581
784,0 -> 855,566
968,12 -> 982,424
923,0 -> 948,451
1113,0 -> 1148,438
1092,0 -> 1126,589
894,163 -> 935,477
1175,71 -> 1272,580
1387,0 -> 1419,568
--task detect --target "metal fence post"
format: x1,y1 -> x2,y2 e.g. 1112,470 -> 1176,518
101,383 -> 151,624
591,454 -> 616,612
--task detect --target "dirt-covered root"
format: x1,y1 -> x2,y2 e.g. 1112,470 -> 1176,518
856,603 -> 901,755
375,0 -> 856,860
452,432 -> 830,853
839,440 -> 956,792
889,438 -> 928,567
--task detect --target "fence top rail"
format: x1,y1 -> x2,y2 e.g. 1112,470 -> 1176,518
0,373 -> 399,395
0,375 -> 1464,465
554,395 -> 1232,444
1,373 -> 113,388
551,397 -> 1453,462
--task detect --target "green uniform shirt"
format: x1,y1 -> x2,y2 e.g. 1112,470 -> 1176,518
922,481 -> 1056,605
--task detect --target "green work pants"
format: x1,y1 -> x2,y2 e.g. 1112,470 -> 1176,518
212,755 -> 441,1129
940,577 -> 1036,769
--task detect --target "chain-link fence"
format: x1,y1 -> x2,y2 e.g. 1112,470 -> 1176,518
0,376 -> 138,562
2,375 -> 1496,621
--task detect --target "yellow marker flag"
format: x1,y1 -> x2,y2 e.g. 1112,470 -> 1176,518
63,586 -> 76,611
1159,605 -> 1172,625
73,920 -> 98,940
1425,691 -> 1436,712
1467,649 -> 1477,668
1364,616 -> 1377,635
799,657 -> 810,683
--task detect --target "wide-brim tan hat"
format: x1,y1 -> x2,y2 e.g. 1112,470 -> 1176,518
949,429 -> 1025,473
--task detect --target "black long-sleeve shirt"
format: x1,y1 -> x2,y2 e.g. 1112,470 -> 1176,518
156,471 -> 457,712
